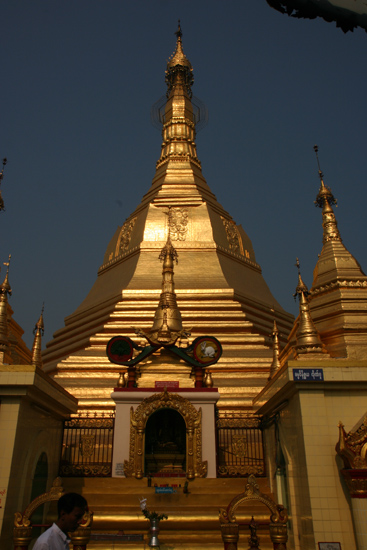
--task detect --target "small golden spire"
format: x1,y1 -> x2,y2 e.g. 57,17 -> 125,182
294,259 -> 324,355
0,158 -> 7,212
31,304 -> 45,368
149,219 -> 183,345
0,255 -> 12,362
313,145 -> 341,244
268,320 -> 281,380
166,21 -> 194,97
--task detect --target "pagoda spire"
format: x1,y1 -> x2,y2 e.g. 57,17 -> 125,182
268,320 -> 281,380
148,211 -> 184,345
0,255 -> 12,362
313,145 -> 341,243
310,147 -> 367,358
156,22 -> 201,170
294,259 -> 324,355
31,304 -> 45,368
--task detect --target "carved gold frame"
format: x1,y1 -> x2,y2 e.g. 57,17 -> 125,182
124,389 -> 207,480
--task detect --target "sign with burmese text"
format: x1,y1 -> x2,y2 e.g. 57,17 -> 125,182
293,368 -> 324,382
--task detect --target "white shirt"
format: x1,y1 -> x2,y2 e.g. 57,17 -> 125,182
32,523 -> 70,550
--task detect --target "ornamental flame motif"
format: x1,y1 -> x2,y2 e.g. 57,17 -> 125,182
117,217 -> 136,255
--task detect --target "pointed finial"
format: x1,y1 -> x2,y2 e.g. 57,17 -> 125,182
33,303 -> 45,336
313,144 -> 323,181
293,258 -> 308,300
0,158 -> 7,212
1,254 -> 12,296
313,145 -> 337,208
0,254 -> 12,362
293,258 -> 325,355
268,320 -> 281,380
166,21 -> 193,97
175,20 -> 182,39
313,146 -> 341,243
32,304 -> 45,368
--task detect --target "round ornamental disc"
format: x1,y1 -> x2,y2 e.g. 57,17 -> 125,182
106,336 -> 134,364
192,336 -> 222,365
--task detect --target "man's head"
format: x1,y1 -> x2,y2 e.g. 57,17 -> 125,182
57,493 -> 87,534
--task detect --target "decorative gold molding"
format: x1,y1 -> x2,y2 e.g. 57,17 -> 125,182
219,475 -> 288,550
124,388 -> 207,480
115,217 -> 136,257
59,464 -> 112,477
216,414 -> 261,429
311,279 -> 367,296
221,217 -> 244,256
168,207 -> 189,241
14,477 -> 64,529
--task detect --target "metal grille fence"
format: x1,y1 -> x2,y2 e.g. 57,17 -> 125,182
59,413 -> 115,477
216,415 -> 265,477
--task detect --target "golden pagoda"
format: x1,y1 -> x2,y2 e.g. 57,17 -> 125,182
42,24 -> 294,413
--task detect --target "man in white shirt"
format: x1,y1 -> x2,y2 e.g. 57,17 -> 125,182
33,492 -> 87,550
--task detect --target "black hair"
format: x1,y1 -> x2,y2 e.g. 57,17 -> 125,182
57,493 -> 87,517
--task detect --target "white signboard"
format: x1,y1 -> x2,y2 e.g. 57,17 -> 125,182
267,0 -> 367,32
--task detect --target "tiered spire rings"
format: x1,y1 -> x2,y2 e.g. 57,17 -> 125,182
156,22 -> 200,169
313,145 -> 341,243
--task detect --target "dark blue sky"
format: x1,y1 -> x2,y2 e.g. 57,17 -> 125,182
2,1 -> 367,349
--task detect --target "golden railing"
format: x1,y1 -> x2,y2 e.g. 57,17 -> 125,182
60,413 -> 114,477
216,414 -> 265,477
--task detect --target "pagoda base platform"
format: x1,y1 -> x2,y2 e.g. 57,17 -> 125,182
61,476 -> 276,549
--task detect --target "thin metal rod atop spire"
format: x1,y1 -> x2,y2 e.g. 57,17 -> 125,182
313,144 -> 323,181
175,19 -> 182,39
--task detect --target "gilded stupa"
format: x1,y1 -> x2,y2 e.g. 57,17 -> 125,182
42,25 -> 294,412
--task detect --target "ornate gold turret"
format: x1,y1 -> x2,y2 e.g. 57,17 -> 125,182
310,146 -> 367,358
268,320 -> 281,380
148,223 -> 185,346
31,305 -> 45,368
294,259 -> 325,356
0,255 -> 12,363
156,22 -> 200,170
313,145 -> 340,243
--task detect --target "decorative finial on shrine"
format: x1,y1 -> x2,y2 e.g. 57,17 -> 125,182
0,254 -> 12,362
268,320 -> 281,380
293,258 -> 324,355
0,158 -> 7,212
166,20 -> 193,97
1,254 -> 12,295
313,146 -> 341,243
32,304 -> 45,368
175,19 -> 182,39
293,258 -> 308,300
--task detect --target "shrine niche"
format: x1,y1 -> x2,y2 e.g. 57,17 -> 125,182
123,389 -> 207,480
145,408 -> 186,476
